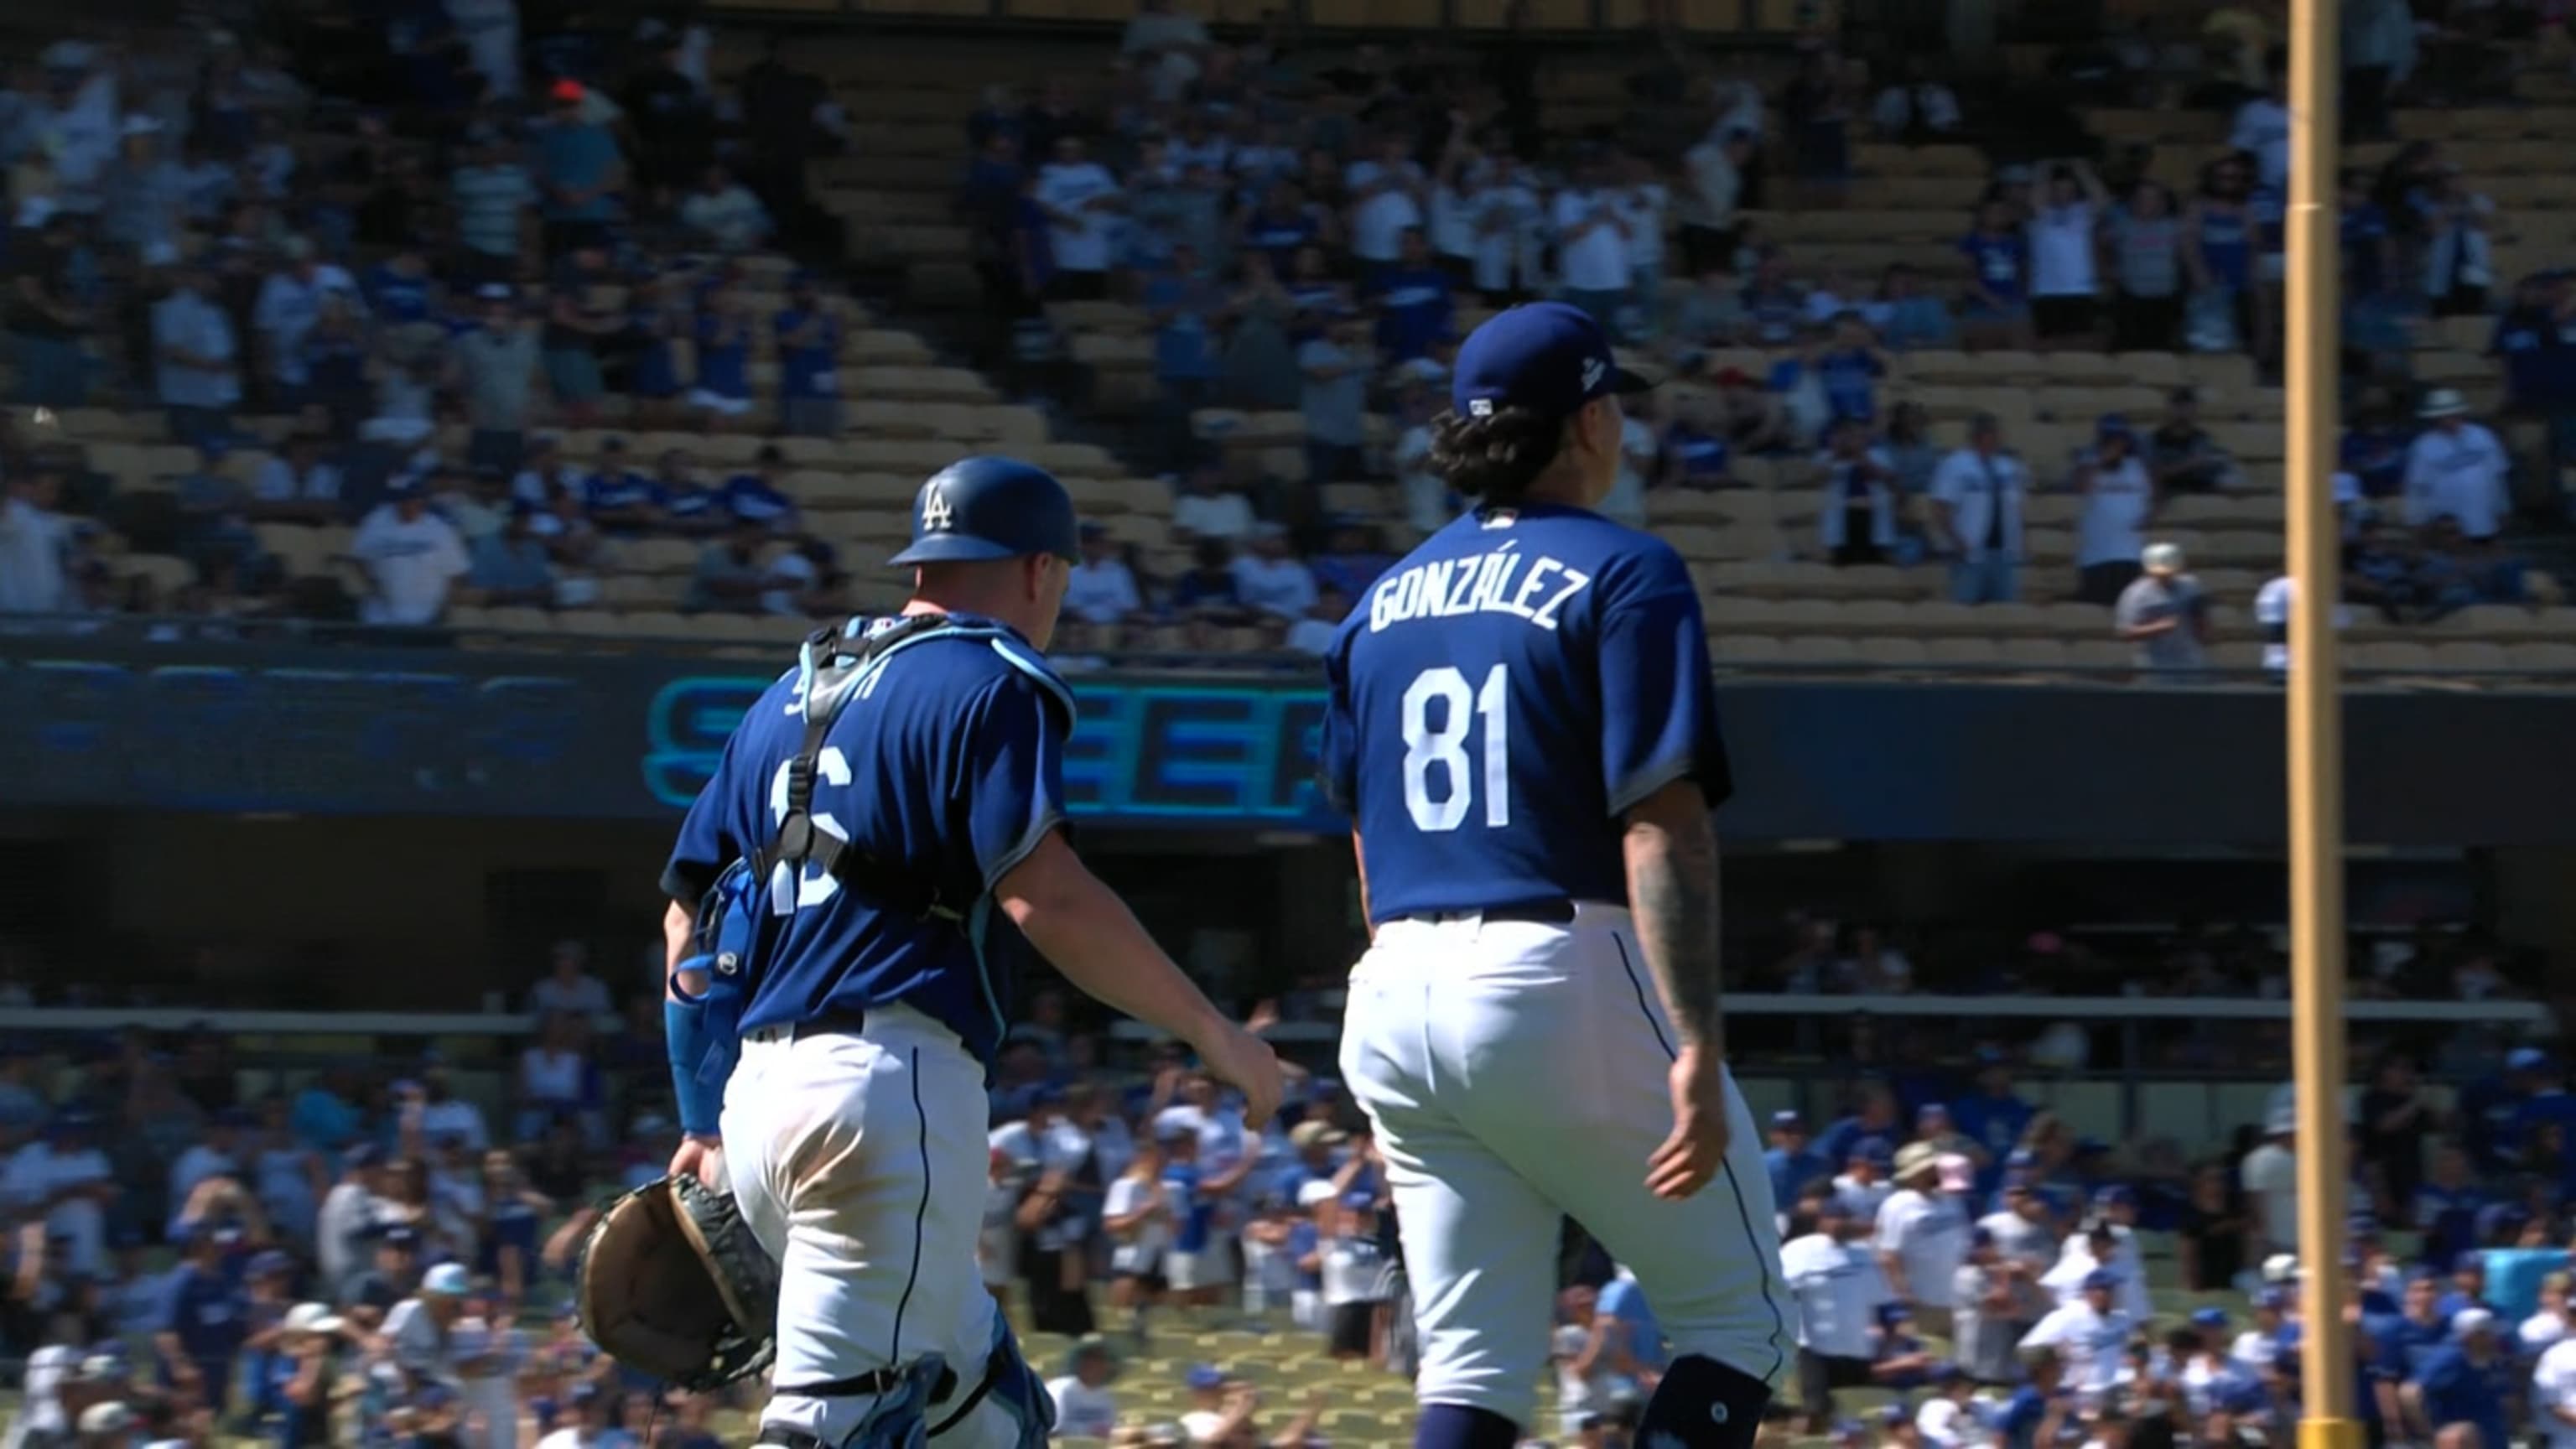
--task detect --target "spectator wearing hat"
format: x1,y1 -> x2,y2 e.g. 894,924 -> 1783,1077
1871,1301 -> 1935,1389
1929,413 -> 2030,605
251,239 -> 358,416
2114,543 -> 2213,676
773,273 -> 843,439
315,1145 -> 386,1293
1176,1363 -> 1262,1448
1781,1194 -> 1890,1431
1994,1346 -> 2073,1449
2241,1107 -> 2299,1264
534,81 -> 623,260
2405,390 -> 2512,543
1955,1224 -> 2050,1386
2020,1268 -> 2135,1397
154,1223 -> 249,1414
2406,1308 -> 2517,1449
1318,1183 -> 1389,1362
535,1378 -> 624,1449
4,1111 -> 115,1276
262,1302 -> 346,1449
1914,1363 -> 1980,1447
382,1260 -> 472,1391
1766,1111 -> 1831,1226
1835,1140 -> 1898,1221
451,287 -> 542,478
1878,1142 -> 1971,1336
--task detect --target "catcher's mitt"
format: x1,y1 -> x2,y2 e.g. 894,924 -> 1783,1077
575,1173 -> 781,1392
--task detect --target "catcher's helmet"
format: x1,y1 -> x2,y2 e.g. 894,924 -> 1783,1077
888,455 -> 1079,567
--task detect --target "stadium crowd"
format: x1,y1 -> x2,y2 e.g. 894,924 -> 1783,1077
0,1 -> 2563,665
0,926 -> 2568,1449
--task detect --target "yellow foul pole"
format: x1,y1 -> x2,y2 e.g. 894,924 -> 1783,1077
2285,4 -> 2356,1449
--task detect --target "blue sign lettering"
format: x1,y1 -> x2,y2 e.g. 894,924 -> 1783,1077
639,673 -> 1335,828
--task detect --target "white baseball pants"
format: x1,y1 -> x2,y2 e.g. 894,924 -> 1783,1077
1339,903 -> 1794,1429
722,1005 -> 1027,1449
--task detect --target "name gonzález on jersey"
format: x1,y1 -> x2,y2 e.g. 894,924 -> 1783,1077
1365,539 -> 1595,634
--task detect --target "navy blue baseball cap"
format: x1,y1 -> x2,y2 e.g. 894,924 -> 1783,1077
2082,1268 -> 2121,1291
889,456 -> 1080,567
1450,301 -> 1650,420
2509,1046 -> 2550,1073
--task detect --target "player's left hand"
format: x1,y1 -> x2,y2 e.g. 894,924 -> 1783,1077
1646,1045 -> 1732,1202
667,1134 -> 725,1191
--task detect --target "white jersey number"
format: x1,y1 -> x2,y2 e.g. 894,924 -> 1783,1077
765,748 -> 852,915
1399,664 -> 1509,832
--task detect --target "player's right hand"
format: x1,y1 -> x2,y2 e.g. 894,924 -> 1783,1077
667,1135 -> 724,1191
1646,1044 -> 1733,1201
1195,1021 -> 1286,1130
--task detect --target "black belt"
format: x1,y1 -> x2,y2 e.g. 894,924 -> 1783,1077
788,1008 -> 870,1043
1420,898 -> 1576,926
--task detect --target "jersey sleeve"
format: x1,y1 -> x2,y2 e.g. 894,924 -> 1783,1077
657,673 -> 790,906
963,673 -> 1072,891
1595,548 -> 1732,814
1317,627 -> 1360,815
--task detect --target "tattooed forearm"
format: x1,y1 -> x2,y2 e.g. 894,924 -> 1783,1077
1623,787 -> 1726,1054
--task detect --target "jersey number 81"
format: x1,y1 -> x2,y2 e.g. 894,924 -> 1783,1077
1400,664 -> 1509,833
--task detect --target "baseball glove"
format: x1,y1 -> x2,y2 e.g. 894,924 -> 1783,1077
575,1173 -> 781,1392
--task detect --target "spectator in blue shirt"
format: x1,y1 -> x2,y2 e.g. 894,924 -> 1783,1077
2441,1254 -> 2499,1320
1997,1348 -> 2068,1449
533,80 -> 625,257
1764,1109 -> 1831,1220
156,1223 -> 249,1407
1145,243 -> 1228,470
2406,1311 -> 2516,1449
1819,1085 -> 1904,1170
1952,1055 -> 2036,1192
1871,1302 -> 1933,1389
1369,228 -> 1453,364
773,273 -> 844,439
1960,200 -> 2031,349
2364,1269 -> 2451,1425
2460,1049 -> 2548,1175
1813,314 -> 1889,424
2413,1145 -> 2485,1268
2490,275 -> 2567,418
2340,390 -> 2412,502
689,278 -> 755,426
1659,395 -> 1738,489
362,246 -> 436,326
655,450 -> 724,538
1596,1265 -> 1666,1380
720,445 -> 799,534
584,439 -> 662,536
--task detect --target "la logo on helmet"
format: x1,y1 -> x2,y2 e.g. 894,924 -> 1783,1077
921,485 -> 954,533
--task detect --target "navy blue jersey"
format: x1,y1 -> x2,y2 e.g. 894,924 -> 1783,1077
661,615 -> 1075,1066
1319,503 -> 1730,923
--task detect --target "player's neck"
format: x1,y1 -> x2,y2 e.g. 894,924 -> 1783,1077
1516,471 -> 1597,511
903,593 -> 1033,639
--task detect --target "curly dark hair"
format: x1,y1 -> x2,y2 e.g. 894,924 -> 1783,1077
1424,405 -> 1566,508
